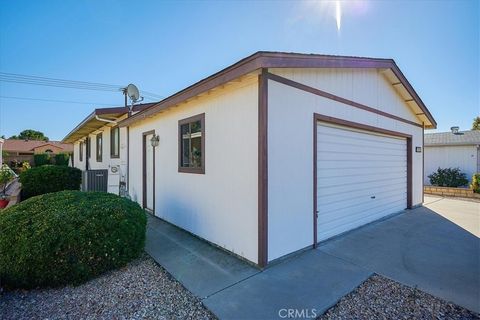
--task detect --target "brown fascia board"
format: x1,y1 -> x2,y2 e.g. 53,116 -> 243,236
118,51 -> 436,128
62,103 -> 158,143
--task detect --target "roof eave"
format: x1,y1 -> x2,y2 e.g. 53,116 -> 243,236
116,52 -> 436,129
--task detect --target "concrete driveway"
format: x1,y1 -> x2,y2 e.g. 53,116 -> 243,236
146,196 -> 479,319
318,196 -> 479,313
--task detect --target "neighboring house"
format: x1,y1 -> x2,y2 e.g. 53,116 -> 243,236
62,104 -> 156,194
3,139 -> 73,165
64,51 -> 436,267
424,130 -> 480,185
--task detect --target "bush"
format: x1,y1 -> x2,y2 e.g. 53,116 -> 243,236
20,165 -> 82,199
428,167 -> 469,187
34,153 -> 51,166
471,173 -> 480,193
0,191 -> 147,288
54,153 -> 70,166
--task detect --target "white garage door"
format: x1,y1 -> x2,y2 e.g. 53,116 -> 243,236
316,122 -> 407,242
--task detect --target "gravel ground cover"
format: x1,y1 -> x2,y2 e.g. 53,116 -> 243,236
319,274 -> 479,320
0,254 -> 216,320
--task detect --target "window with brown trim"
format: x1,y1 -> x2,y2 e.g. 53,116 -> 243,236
79,141 -> 84,161
178,113 -> 205,174
96,133 -> 103,162
87,137 -> 91,159
110,126 -> 120,158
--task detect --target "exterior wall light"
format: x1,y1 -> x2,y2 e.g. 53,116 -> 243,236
416,147 -> 422,153
150,134 -> 160,148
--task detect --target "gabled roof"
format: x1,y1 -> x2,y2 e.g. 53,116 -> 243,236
3,139 -> 73,152
62,103 -> 156,143
119,51 -> 436,129
425,130 -> 480,146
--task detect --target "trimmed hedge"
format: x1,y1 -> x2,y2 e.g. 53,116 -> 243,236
428,167 -> 468,187
34,153 -> 51,166
20,165 -> 82,199
0,191 -> 146,288
54,153 -> 70,166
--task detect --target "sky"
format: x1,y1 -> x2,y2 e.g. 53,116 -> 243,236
0,0 -> 478,141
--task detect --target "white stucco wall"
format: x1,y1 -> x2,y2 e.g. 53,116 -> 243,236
127,78 -> 259,264
424,145 -> 479,184
267,68 -> 424,262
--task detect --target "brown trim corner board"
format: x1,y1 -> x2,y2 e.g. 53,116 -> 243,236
258,68 -> 268,268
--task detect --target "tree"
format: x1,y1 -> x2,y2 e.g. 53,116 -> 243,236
9,129 -> 49,141
473,117 -> 480,130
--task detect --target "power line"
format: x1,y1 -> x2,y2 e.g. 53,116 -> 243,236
0,72 -> 165,99
0,95 -> 118,106
0,72 -> 121,88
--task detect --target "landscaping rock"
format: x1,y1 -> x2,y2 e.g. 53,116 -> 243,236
0,255 -> 216,320
319,274 -> 479,320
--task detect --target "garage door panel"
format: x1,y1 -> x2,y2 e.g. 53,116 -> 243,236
317,152 -> 406,162
318,186 -> 407,208
316,122 -> 407,243
317,175 -> 406,189
318,200 -> 406,241
317,166 -> 406,178
318,142 -> 406,156
317,127 -> 405,146
317,180 -> 406,198
317,160 -> 406,170
318,192 -> 406,217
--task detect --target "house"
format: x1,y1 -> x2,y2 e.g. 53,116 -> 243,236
3,139 -> 73,166
62,104 -> 156,193
64,52 -> 436,267
424,130 -> 480,184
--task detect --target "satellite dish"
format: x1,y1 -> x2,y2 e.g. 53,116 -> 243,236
126,84 -> 140,102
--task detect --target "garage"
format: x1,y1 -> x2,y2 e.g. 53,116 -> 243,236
314,117 -> 412,243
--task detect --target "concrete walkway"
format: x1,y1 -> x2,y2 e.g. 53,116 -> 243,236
146,197 -> 479,319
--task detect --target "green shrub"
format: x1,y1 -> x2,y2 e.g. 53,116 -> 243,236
54,153 -> 70,166
0,191 -> 146,288
34,153 -> 51,166
20,165 -> 82,199
428,167 -> 469,187
471,173 -> 480,193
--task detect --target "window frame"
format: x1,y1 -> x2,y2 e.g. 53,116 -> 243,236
87,137 -> 91,159
110,126 -> 120,159
96,133 -> 103,162
79,141 -> 84,161
178,113 -> 205,174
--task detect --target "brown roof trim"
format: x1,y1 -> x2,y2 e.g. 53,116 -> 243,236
62,103 -> 157,143
118,52 -> 436,128
266,72 -> 423,128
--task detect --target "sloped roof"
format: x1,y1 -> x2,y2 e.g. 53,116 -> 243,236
62,103 -> 156,143
425,130 -> 480,146
119,51 -> 436,129
3,139 -> 73,152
